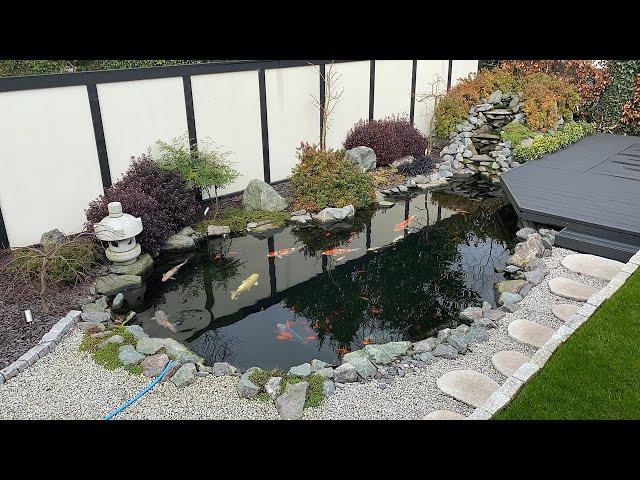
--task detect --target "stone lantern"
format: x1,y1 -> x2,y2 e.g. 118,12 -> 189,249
94,202 -> 143,266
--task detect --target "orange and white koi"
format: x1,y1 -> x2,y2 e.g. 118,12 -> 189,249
321,247 -> 360,256
394,215 -> 416,232
267,247 -> 300,258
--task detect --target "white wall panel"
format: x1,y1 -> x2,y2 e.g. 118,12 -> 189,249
451,60 -> 479,87
373,60 -> 413,120
97,77 -> 189,183
325,61 -> 370,150
414,60 -> 449,136
0,86 -> 103,247
191,70 -> 263,196
265,65 -> 320,182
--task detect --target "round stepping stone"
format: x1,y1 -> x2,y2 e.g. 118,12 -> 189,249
552,303 -> 580,322
508,319 -> 555,348
561,254 -> 624,281
491,350 -> 530,377
424,410 -> 466,420
436,370 -> 500,408
548,277 -> 598,302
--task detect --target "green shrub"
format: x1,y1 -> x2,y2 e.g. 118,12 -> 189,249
590,60 -> 640,135
291,143 -> 376,212
513,121 -> 594,162
500,122 -> 534,145
193,208 -> 290,235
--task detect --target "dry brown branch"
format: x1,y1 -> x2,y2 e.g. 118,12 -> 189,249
309,61 -> 344,151
415,75 -> 446,155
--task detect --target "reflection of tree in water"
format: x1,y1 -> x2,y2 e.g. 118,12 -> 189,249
283,199 -> 516,350
190,328 -> 237,363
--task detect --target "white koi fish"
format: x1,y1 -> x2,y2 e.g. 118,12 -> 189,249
162,259 -> 188,282
231,273 -> 259,300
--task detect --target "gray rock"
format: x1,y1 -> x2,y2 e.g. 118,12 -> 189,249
80,311 -> 110,323
290,214 -> 312,224
466,325 -> 489,343
265,376 -> 282,399
141,353 -> 169,377
310,359 -> 330,371
289,363 -> 312,377
213,362 -> 237,376
112,293 -> 124,310
487,90 -> 503,104
315,368 -> 334,379
103,334 -> 124,346
416,352 -> 437,364
459,306 -> 484,322
243,178 -> 288,211
236,377 -> 260,398
334,362 -> 359,383
364,344 -> 393,364
136,337 -> 165,355
322,380 -> 336,398
124,325 -> 148,341
40,229 -> 65,249
170,363 -> 197,388
391,156 -> 414,169
485,309 -> 506,322
291,209 -> 307,216
207,225 -> 231,236
161,338 -> 203,364
313,205 -> 355,223
501,303 -> 521,313
93,274 -> 142,296
118,345 -> 145,365
516,227 -> 537,240
507,234 -> 545,269
109,253 -> 154,276
346,146 -> 377,172
342,350 -> 377,377
433,343 -> 458,359
78,321 -> 106,334
446,332 -> 470,354
499,292 -> 523,305
505,265 -> 520,274
437,328 -> 451,343
378,341 -> 411,359
474,318 -> 498,329
412,337 -> 437,353
275,382 -> 308,420
162,234 -> 195,251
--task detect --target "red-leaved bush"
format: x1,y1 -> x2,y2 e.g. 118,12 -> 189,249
344,116 -> 427,166
85,154 -> 201,256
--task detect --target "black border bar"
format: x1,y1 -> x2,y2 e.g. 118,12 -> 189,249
369,60 -> 375,120
447,60 -> 453,90
86,83 -> 112,189
0,202 -> 9,249
258,68 -> 271,183
182,75 -> 198,154
410,60 -> 417,124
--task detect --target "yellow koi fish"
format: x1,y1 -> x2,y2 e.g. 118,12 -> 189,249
231,273 -> 259,300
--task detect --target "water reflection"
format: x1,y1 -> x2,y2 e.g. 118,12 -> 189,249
138,183 -> 517,369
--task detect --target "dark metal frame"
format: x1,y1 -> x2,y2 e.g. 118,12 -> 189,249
0,59 -> 465,248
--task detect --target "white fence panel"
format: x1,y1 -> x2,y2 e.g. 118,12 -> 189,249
325,61 -> 370,150
97,77 -> 189,183
265,65 -> 320,182
414,60 -> 449,136
0,86 -> 103,247
373,60 -> 413,120
451,60 -> 479,87
191,70 -> 264,197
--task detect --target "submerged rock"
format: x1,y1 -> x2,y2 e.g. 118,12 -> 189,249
243,179 -> 288,212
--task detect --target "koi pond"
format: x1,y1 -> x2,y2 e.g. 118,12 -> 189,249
135,178 -> 518,370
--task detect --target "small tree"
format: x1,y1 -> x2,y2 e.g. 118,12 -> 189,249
415,75 -> 446,155
156,135 -> 239,217
309,61 -> 344,152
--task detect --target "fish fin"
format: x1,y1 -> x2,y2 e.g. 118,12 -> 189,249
231,291 -> 237,300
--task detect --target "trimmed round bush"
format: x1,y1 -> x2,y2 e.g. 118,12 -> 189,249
344,116 -> 427,166
290,143 -> 376,212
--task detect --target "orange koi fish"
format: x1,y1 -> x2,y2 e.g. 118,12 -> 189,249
305,335 -> 317,341
321,247 -> 360,256
276,333 -> 292,341
394,215 -> 416,232
362,338 -> 376,345
267,251 -> 278,258
268,247 -> 300,258
336,348 -> 350,356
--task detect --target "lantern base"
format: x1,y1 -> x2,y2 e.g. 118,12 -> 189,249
106,243 -> 142,265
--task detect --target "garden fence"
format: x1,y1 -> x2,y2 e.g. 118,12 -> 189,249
0,60 -> 478,248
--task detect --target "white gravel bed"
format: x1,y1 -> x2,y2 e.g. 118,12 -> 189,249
0,247 -> 606,420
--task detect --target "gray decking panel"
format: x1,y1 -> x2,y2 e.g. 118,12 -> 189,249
501,133 -> 640,236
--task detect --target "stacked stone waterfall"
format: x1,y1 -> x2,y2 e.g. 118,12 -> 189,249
439,90 -> 524,182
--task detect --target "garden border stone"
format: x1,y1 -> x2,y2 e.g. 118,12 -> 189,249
0,310 -> 81,384
467,247 -> 640,419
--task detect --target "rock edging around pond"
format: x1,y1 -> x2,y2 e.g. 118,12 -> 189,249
0,310 -> 81,384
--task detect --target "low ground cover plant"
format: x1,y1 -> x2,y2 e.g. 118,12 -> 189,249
192,208 -> 290,235
512,121 -> 594,162
79,326 -> 142,375
249,369 -> 325,408
344,116 -> 427,166
500,122 -> 534,145
86,155 -> 201,256
290,143 -> 375,212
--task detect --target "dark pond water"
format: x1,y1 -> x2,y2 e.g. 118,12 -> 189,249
135,178 -> 518,370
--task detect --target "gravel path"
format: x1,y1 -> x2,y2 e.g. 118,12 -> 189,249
0,247 -> 607,420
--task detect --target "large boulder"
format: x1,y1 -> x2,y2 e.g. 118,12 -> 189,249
342,350 -> 376,377
242,179 -> 287,212
170,363 -> 197,388
507,234 -> 545,269
40,229 -> 65,251
93,274 -> 142,296
346,146 -> 377,172
312,205 -> 355,223
275,381 -> 308,420
162,234 -> 195,252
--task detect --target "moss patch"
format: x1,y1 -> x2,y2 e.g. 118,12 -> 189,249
92,342 -> 123,370
247,369 -> 327,409
79,324 -> 141,375
193,208 -> 290,235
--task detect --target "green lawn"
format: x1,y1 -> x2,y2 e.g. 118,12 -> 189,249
495,268 -> 640,420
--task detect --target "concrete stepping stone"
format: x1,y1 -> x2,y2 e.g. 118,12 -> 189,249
548,277 -> 598,302
561,254 -> 624,281
436,370 -> 500,408
423,410 -> 466,420
508,319 -> 555,348
552,303 -> 580,322
491,350 -> 530,377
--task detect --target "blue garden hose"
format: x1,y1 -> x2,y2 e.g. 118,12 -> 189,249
103,360 -> 177,420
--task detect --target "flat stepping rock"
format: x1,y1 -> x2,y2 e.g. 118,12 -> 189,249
491,350 -> 530,377
508,320 -> 555,348
552,303 -> 580,322
436,370 -> 500,408
548,277 -> 598,302
423,410 -> 466,420
561,254 -> 624,281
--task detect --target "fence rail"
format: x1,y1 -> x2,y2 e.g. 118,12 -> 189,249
0,59 -> 478,248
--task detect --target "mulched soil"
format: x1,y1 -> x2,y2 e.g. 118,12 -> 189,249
0,251 -> 94,369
